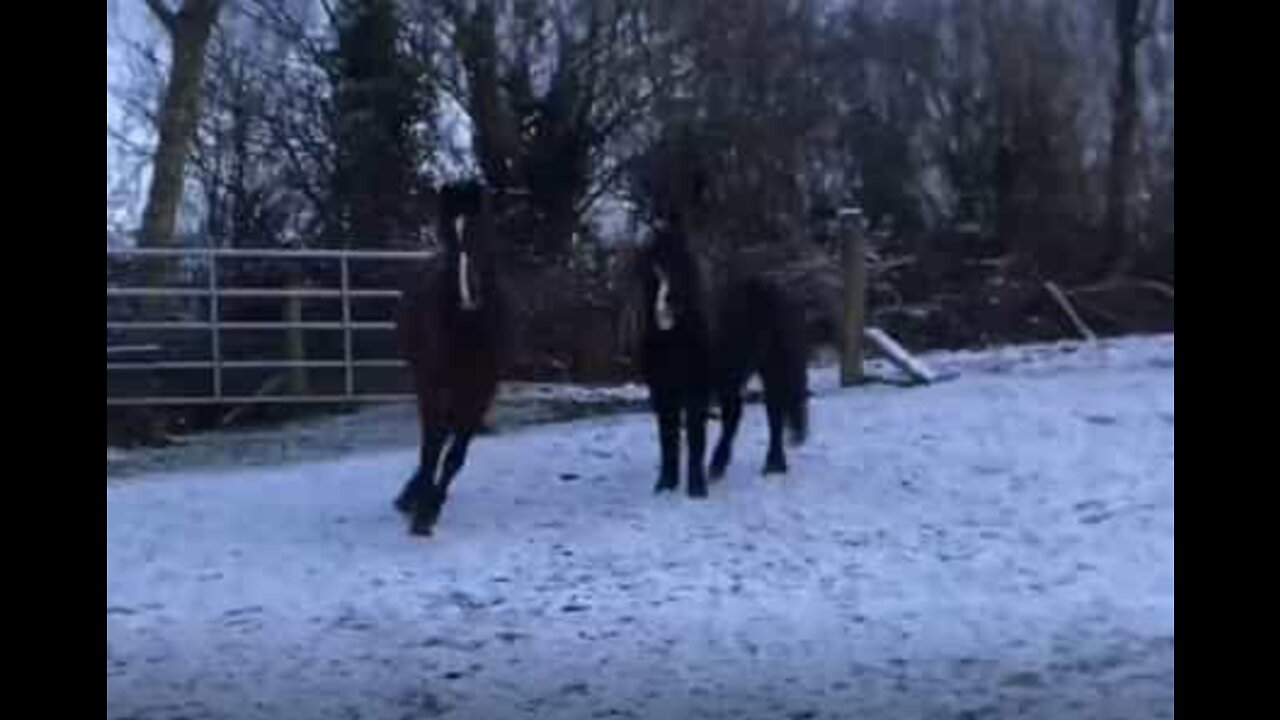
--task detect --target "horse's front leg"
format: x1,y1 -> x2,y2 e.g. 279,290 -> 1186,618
408,427 -> 452,536
436,429 -> 474,498
654,407 -> 681,493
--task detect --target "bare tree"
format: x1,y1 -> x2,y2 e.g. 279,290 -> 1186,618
138,0 -> 226,249
439,0 -> 662,264
192,6 -> 301,247
632,0 -> 829,251
1104,0 -> 1158,278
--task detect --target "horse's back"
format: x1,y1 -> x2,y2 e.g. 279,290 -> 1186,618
715,275 -> 807,389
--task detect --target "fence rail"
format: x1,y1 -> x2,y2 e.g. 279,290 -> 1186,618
107,246 -> 435,407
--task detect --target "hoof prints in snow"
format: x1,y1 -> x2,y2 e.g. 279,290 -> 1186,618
107,337 -> 1175,719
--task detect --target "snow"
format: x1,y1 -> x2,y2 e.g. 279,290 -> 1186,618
107,336 -> 1174,719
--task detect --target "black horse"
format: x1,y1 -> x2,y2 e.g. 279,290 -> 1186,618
639,224 -> 714,497
638,224 -> 809,497
393,182 -> 506,536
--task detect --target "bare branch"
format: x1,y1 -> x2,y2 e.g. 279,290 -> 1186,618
1045,281 -> 1097,342
107,125 -> 153,156
578,157 -> 634,217
144,0 -> 177,34
114,91 -> 163,131
264,113 -> 328,214
240,0 -> 335,74
1134,0 -> 1161,40
1068,278 -> 1175,302
316,0 -> 340,29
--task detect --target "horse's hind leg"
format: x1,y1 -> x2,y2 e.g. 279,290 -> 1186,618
402,387 -> 451,534
396,360 -> 442,513
762,390 -> 788,475
710,390 -> 743,480
685,402 -> 708,498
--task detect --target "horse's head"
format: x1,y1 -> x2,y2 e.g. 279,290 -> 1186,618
643,227 -> 703,334
439,181 -> 496,313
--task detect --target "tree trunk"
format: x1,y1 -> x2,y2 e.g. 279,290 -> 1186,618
135,0 -> 222,445
139,0 -> 223,252
1104,0 -> 1143,279
840,209 -> 868,386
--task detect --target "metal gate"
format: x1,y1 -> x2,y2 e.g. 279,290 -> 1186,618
106,246 -> 434,407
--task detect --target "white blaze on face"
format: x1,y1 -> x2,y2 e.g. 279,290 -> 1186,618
654,267 -> 675,331
458,251 -> 477,310
453,213 -> 478,311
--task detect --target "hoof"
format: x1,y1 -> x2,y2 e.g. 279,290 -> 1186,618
687,478 -> 709,498
408,488 -> 445,536
762,459 -> 788,475
393,494 -> 415,516
654,477 -> 679,494
409,504 -> 441,536
394,469 -> 426,516
709,449 -> 730,479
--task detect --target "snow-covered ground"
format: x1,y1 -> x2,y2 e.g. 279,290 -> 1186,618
104,336 -> 1174,481
107,336 -> 1174,720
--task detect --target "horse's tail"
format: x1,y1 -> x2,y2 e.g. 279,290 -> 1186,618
775,298 -> 810,447
778,319 -> 808,443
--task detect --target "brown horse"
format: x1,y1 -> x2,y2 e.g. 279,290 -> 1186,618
393,182 -> 506,536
